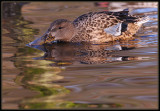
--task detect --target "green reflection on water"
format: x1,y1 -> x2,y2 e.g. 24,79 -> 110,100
20,101 -> 123,109
16,63 -> 123,109
10,16 -> 74,108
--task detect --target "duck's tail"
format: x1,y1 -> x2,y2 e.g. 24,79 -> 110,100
135,16 -> 150,26
118,8 -> 150,25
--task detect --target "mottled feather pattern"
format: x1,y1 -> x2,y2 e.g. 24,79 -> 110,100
71,10 -> 143,43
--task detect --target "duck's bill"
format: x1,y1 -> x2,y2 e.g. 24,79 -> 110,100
27,33 -> 55,46
27,36 -> 45,46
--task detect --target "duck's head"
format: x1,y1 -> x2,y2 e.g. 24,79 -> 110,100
28,19 -> 75,46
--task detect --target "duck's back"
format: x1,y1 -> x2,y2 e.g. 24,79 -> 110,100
73,10 -> 134,28
71,9 -> 147,43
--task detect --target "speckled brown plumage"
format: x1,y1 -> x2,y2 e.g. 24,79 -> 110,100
70,10 -> 147,43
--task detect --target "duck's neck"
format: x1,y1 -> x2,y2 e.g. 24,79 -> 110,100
66,22 -> 78,41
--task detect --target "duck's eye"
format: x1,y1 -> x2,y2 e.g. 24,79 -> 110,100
58,27 -> 63,29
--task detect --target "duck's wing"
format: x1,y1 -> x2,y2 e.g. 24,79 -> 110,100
104,23 -> 122,36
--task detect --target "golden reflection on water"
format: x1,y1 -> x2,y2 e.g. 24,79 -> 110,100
2,1 -> 158,109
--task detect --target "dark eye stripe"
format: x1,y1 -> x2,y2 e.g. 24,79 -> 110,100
58,27 -> 63,29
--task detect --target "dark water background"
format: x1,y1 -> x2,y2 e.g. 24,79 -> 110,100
2,2 -> 158,109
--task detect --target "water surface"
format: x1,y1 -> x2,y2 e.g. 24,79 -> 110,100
2,2 -> 158,109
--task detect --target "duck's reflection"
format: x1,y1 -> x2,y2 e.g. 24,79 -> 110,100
28,40 -> 145,66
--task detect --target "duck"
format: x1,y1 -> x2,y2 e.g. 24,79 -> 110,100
28,8 -> 150,46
